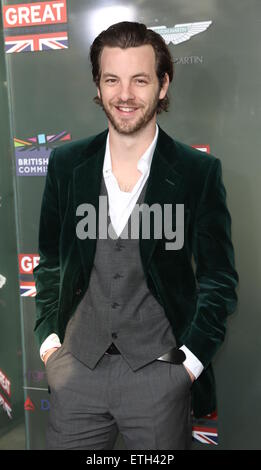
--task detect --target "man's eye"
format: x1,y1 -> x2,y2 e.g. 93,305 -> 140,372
105,79 -> 147,84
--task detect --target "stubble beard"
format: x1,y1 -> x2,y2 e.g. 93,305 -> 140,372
98,87 -> 161,136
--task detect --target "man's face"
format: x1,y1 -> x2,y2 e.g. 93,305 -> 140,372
96,45 -> 169,135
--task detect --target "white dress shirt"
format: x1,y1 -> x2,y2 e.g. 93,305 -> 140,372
40,123 -> 204,380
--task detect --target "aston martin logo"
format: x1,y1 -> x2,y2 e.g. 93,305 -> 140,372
148,21 -> 212,45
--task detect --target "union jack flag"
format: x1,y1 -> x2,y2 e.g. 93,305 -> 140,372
20,281 -> 36,297
5,31 -> 68,53
192,426 -> 218,445
192,410 -> 218,445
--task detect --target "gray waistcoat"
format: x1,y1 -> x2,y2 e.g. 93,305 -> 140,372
62,175 -> 177,371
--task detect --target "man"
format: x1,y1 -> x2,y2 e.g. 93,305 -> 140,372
33,21 -> 239,450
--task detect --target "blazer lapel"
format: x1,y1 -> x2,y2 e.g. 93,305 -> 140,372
139,126 -> 184,271
72,132 -> 107,283
72,125 -> 184,283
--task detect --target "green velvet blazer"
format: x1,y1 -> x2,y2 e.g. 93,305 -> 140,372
33,124 -> 239,418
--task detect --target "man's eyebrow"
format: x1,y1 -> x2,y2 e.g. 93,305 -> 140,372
102,72 -> 151,79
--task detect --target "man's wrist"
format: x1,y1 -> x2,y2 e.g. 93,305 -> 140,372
42,347 -> 60,362
40,334 -> 62,361
183,365 -> 196,382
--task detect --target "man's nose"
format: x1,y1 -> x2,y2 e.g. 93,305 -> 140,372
117,82 -> 135,102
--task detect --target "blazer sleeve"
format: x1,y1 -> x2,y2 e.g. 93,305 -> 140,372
33,149 -> 61,349
183,157 -> 239,369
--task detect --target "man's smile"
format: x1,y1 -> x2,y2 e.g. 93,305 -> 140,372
115,105 -> 139,116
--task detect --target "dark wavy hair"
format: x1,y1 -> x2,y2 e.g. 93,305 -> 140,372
89,21 -> 174,114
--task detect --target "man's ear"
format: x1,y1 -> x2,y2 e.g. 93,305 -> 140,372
159,73 -> 170,100
97,86 -> 101,99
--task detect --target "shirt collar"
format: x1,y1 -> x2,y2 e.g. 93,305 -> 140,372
103,123 -> 159,178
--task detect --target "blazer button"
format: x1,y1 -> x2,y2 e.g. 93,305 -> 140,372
75,288 -> 82,295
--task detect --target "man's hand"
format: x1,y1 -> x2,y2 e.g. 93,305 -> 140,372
184,365 -> 195,383
43,347 -> 60,366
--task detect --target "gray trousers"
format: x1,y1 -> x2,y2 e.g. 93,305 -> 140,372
45,344 -> 193,450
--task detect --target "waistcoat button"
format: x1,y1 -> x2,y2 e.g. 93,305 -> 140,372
113,273 -> 123,279
115,242 -> 124,251
111,302 -> 120,308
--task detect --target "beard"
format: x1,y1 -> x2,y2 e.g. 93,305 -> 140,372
97,86 -> 161,135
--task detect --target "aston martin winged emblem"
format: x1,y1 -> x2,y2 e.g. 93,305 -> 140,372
148,21 -> 212,45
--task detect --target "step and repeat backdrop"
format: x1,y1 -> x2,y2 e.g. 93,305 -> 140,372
0,0 -> 260,449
